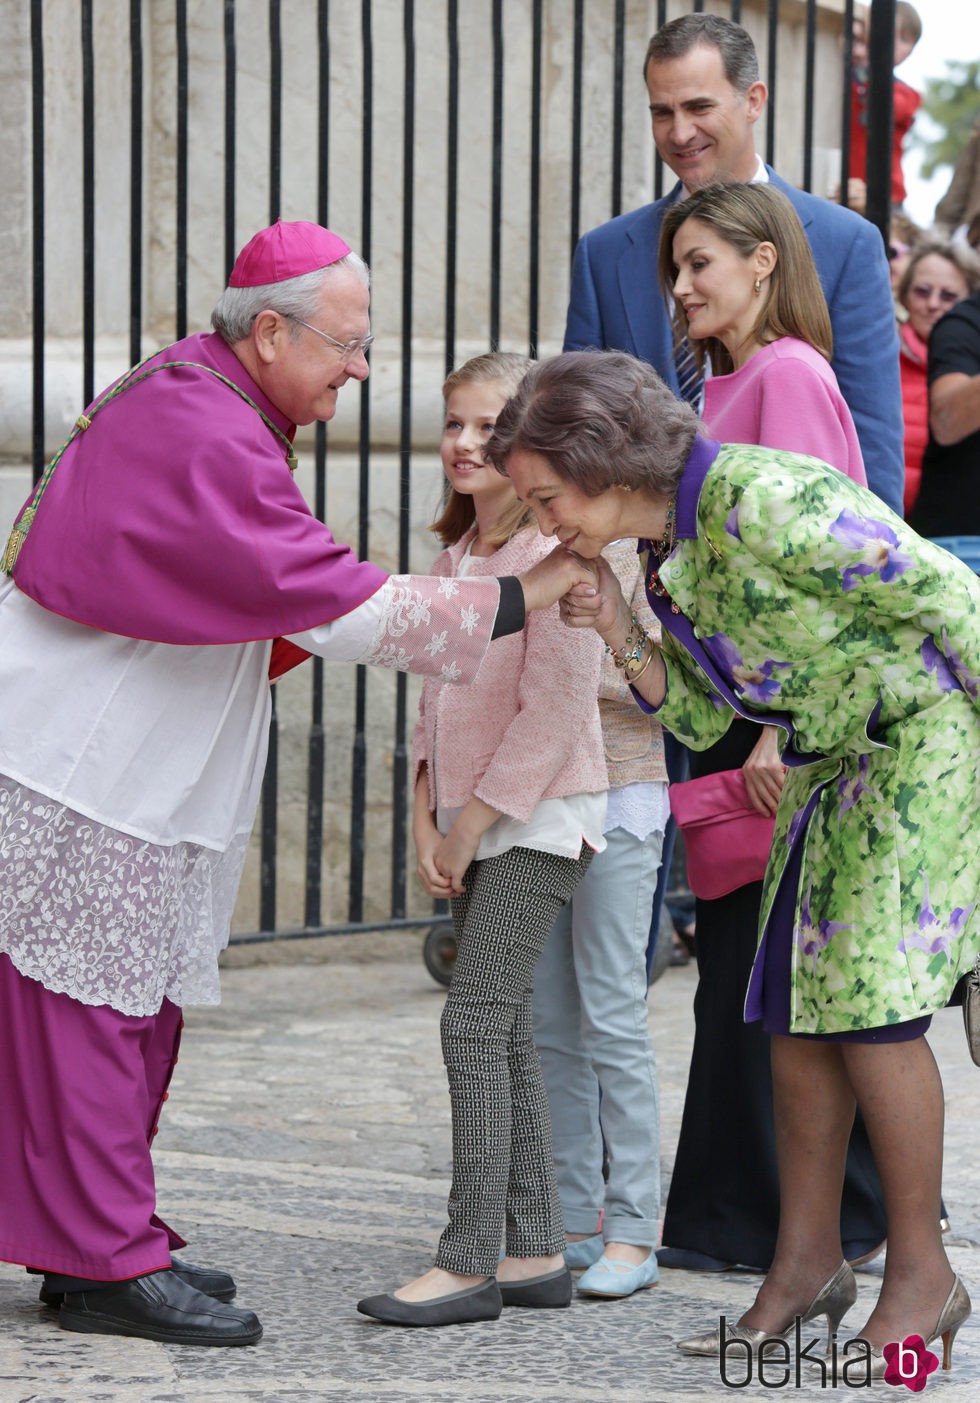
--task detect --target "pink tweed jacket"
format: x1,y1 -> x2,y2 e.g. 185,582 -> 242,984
413,525 -> 607,823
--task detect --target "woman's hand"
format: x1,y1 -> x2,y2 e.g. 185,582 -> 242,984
519,544 -> 598,613
413,768 -> 454,899
559,553 -> 631,641
432,797 -> 501,896
742,724 -> 786,817
432,826 -> 480,896
415,822 -> 455,899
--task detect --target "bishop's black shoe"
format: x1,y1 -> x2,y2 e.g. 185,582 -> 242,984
39,1255 -> 237,1308
58,1269 -> 262,1346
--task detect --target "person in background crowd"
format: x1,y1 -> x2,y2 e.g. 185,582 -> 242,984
909,283 -> 980,540
357,352 -> 606,1329
847,3 -> 922,215
0,224 -> 591,1348
887,211 -> 925,313
895,242 -> 979,517
934,113 -> 980,244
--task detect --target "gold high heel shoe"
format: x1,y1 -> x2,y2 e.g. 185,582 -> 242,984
857,1275 -> 972,1380
676,1259 -> 857,1356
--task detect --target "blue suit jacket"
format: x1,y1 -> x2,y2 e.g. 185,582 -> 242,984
563,169 -> 905,515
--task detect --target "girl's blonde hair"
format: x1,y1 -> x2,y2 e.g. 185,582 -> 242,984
658,182 -> 833,375
432,351 -> 535,547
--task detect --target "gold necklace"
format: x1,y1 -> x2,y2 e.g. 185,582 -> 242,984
645,495 -> 679,611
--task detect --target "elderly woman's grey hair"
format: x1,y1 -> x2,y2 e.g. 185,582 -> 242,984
210,252 -> 371,345
486,350 -> 702,498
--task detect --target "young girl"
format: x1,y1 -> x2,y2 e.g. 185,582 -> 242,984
358,352 -> 607,1328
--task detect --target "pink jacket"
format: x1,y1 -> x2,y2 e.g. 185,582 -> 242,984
704,337 -> 867,486
413,526 -> 607,823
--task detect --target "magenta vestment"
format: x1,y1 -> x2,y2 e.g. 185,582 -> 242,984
0,952 -> 185,1279
12,331 -> 388,644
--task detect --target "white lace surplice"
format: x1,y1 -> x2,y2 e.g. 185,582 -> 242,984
0,574 -> 499,1015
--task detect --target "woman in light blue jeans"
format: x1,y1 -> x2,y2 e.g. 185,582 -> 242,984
532,541 -> 666,1299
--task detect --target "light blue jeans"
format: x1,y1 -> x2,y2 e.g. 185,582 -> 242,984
532,825 -> 663,1247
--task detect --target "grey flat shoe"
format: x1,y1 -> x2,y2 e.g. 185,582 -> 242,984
357,1278 -> 501,1327
498,1266 -> 572,1308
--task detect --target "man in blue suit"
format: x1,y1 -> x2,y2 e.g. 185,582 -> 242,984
564,12 -> 904,514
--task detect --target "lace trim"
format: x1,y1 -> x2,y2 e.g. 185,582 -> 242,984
0,775 -> 248,1016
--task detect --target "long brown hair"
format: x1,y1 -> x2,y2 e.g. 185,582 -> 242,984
658,182 -> 833,375
431,351 -> 535,547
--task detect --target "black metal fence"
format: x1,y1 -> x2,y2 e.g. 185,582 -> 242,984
21,0 -> 894,941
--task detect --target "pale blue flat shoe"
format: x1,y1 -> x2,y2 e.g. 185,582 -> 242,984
577,1251 -> 659,1298
563,1234 -> 604,1270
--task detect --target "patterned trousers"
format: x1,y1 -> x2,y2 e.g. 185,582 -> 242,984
435,843 -> 593,1276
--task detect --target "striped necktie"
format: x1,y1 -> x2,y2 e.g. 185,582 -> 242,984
672,322 -> 704,412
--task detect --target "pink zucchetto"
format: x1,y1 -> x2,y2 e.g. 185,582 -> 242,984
228,218 -> 352,287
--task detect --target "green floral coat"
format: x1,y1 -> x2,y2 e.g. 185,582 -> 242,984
647,439 -> 980,1034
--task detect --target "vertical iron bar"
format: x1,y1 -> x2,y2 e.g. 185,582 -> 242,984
528,0 -> 542,355
840,0 -> 855,204
568,0 -> 584,265
865,0 -> 895,241
489,0 -> 504,347
731,0 -> 742,23
268,0 -> 282,220
30,0 -> 45,484
175,0 -> 189,337
129,0 -> 143,365
444,0 -> 459,375
802,0 -> 816,191
765,0 -> 778,167
391,0 -> 416,919
260,695 -> 278,932
223,0 -> 237,278
258,0 -> 283,932
653,0 -> 667,200
611,0 -> 625,218
349,0 -> 375,923
304,0 -> 332,930
80,0 -> 95,405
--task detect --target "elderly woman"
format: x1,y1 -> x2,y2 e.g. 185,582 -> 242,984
894,241 -> 980,517
488,349 -> 979,1379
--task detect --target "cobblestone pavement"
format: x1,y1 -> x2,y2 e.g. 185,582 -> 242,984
1,932 -> 977,1403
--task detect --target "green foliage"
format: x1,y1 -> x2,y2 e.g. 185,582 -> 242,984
913,60 -> 980,179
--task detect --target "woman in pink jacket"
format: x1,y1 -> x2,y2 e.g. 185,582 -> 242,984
358,352 -> 606,1328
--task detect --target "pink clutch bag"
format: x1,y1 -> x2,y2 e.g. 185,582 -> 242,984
669,768 -> 776,901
